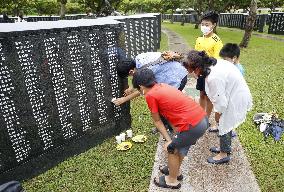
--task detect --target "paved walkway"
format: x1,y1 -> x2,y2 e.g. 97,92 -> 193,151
148,27 -> 261,192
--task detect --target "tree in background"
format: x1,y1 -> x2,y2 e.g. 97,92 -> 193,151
0,0 -> 34,16
34,0 -> 59,15
161,0 -> 181,23
1,0 -> 283,16
58,0 -> 67,17
190,0 -> 205,28
118,0 -> 163,14
239,0 -> 257,48
90,0 -> 124,16
178,0 -> 190,25
259,0 -> 284,12
66,2 -> 84,14
117,0 -> 133,14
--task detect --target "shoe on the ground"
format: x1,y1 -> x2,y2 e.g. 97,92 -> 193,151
208,127 -> 219,132
159,166 -> 183,181
209,147 -> 231,154
154,175 -> 181,189
207,156 -> 231,164
217,131 -> 237,138
209,146 -> 221,153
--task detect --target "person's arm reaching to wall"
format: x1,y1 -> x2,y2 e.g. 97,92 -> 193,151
112,90 -> 140,106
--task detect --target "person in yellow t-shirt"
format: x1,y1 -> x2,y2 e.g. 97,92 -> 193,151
194,11 -> 223,132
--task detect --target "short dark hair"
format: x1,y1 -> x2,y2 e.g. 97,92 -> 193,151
201,11 -> 219,24
219,43 -> 240,59
132,68 -> 156,90
117,58 -> 136,78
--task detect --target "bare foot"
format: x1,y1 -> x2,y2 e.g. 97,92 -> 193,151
210,126 -> 218,130
165,175 -> 180,186
213,152 -> 228,160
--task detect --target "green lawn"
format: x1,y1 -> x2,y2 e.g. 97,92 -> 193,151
159,31 -> 169,51
219,25 -> 284,40
22,33 -> 169,192
163,22 -> 284,192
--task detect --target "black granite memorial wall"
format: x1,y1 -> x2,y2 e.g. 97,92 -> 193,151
0,14 -> 161,183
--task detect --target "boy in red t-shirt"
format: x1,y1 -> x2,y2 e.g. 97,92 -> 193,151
132,68 -> 208,189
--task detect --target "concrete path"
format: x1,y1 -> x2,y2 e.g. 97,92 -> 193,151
148,27 -> 261,192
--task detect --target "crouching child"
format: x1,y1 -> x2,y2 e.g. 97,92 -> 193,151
132,68 -> 209,189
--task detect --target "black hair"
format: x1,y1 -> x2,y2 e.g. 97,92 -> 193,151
201,11 -> 219,24
132,68 -> 156,90
117,58 -> 136,78
183,50 -> 217,77
219,43 -> 240,59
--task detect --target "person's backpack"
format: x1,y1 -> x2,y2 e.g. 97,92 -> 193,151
253,113 -> 284,141
0,181 -> 24,192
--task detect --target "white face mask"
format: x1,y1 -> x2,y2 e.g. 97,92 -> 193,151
190,71 -> 199,79
201,25 -> 213,36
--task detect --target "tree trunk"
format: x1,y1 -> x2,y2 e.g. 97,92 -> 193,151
239,0 -> 257,48
194,0 -> 203,29
171,9 -> 174,24
60,2 -> 66,18
219,0 -> 233,13
194,11 -> 201,29
208,0 -> 214,10
271,4 -> 276,12
181,8 -> 185,26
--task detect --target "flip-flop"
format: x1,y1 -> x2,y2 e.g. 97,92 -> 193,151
209,147 -> 231,154
154,175 -> 181,189
207,156 -> 231,164
159,166 -> 183,181
209,146 -> 221,153
208,127 -> 219,132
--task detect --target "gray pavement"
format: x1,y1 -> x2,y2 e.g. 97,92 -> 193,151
148,27 -> 261,192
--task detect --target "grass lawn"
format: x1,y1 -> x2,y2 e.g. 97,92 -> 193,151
22,33 -> 169,192
219,25 -> 284,40
163,22 -> 284,192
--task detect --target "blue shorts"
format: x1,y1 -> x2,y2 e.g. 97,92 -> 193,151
172,117 -> 209,156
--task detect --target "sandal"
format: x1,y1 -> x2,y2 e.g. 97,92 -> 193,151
154,175 -> 181,189
159,166 -> 183,181
208,127 -> 219,132
207,156 -> 231,164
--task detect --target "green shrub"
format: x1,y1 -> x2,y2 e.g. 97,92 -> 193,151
66,3 -> 84,14
34,0 -> 59,15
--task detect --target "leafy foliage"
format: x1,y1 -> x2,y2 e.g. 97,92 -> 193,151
118,0 -> 163,14
34,0 -> 59,15
0,0 -> 283,16
259,0 -> 284,11
66,2 -> 84,14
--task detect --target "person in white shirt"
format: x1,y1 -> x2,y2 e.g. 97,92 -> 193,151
183,50 -> 253,164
